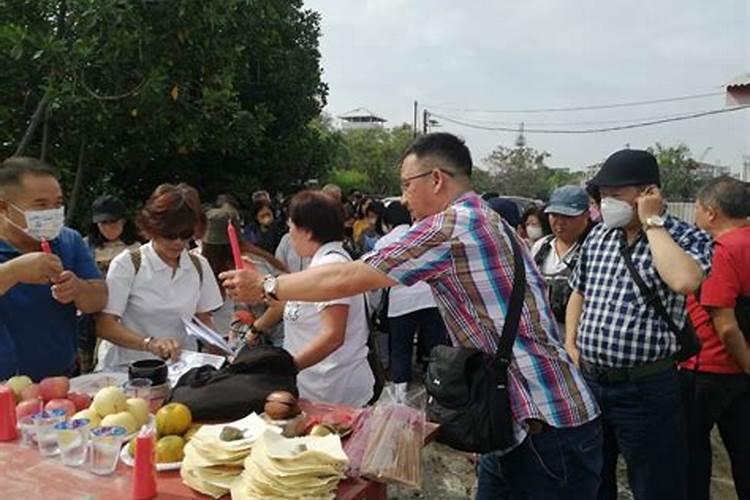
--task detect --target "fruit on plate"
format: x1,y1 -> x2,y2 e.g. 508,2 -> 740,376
101,411 -> 138,435
16,398 -> 43,420
72,409 -> 101,427
155,403 -> 192,436
92,386 -> 127,417
20,383 -> 41,402
126,398 -> 149,427
183,424 -> 201,442
45,398 -> 76,417
155,435 -> 186,463
67,392 -> 92,411
39,376 -> 70,401
6,375 -> 33,401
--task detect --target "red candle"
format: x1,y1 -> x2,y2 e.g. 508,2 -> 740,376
131,428 -> 157,499
40,239 -> 52,254
227,221 -> 245,270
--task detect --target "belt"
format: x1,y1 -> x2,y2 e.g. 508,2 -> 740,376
580,357 -> 674,384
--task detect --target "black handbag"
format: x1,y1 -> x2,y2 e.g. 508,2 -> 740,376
618,233 -> 701,362
424,223 -> 526,453
166,345 -> 298,421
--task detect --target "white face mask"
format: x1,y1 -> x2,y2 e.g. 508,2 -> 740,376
6,203 -> 65,241
600,197 -> 634,229
526,225 -> 544,241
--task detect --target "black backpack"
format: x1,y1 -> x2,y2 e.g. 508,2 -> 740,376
166,345 -> 298,421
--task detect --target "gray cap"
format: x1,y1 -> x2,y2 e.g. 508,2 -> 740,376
545,185 -> 590,216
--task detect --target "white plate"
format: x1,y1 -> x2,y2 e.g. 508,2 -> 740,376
69,372 -> 128,396
119,439 -> 182,472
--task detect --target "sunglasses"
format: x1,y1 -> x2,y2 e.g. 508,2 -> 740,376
161,228 -> 194,241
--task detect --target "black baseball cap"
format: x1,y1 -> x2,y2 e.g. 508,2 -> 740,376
590,149 -> 661,188
91,195 -> 127,223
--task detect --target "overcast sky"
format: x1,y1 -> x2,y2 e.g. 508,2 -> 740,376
304,0 -> 749,173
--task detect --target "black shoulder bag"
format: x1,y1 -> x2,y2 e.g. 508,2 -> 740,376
424,223 -> 526,453
618,233 -> 701,362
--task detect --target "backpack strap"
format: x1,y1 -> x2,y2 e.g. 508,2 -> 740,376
188,253 -> 204,285
130,247 -> 203,285
533,235 -> 554,268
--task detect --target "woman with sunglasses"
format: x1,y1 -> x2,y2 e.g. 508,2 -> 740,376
95,183 -> 224,371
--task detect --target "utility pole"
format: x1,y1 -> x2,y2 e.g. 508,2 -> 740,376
413,100 -> 418,138
423,109 -> 429,134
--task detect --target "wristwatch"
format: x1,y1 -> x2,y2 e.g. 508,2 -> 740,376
143,336 -> 155,352
643,215 -> 666,231
262,274 -> 279,300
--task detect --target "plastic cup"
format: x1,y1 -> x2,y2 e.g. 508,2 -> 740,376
89,426 -> 127,475
123,378 -> 153,399
32,410 -> 66,457
55,419 -> 89,467
18,415 -> 37,446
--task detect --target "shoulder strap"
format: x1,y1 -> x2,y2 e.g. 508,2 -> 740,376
494,224 -> 527,367
129,247 -> 142,274
188,253 -> 204,284
617,232 -> 682,337
533,236 -> 553,267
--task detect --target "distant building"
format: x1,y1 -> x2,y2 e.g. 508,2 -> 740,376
726,74 -> 750,106
337,108 -> 387,130
696,161 -> 733,179
743,155 -> 750,182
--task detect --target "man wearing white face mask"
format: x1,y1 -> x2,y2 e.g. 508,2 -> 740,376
0,157 -> 107,381
565,149 -> 712,500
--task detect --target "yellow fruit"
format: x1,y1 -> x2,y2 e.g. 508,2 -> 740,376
155,403 -> 192,436
128,438 -> 136,457
126,398 -> 150,427
93,386 -> 127,417
183,424 -> 202,442
72,409 -> 101,427
155,435 -> 185,463
101,411 -> 138,435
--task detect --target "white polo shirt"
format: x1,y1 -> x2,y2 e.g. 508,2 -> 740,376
283,241 -> 374,407
96,242 -> 224,371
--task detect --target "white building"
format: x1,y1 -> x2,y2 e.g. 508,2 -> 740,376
337,108 -> 387,130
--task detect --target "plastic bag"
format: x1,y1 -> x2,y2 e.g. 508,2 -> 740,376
359,385 -> 425,489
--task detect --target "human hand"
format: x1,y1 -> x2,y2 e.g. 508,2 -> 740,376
220,258 -> 265,304
50,270 -> 82,304
565,343 -> 581,368
637,185 -> 665,224
9,252 -> 63,285
147,337 -> 181,361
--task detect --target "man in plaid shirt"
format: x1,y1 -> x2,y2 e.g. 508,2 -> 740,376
566,149 -> 712,500
223,133 -> 602,499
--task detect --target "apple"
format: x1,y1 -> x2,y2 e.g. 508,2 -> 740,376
92,386 -> 127,417
20,383 -> 41,402
39,376 -> 70,402
6,375 -> 33,401
101,411 -> 138,435
16,398 -> 43,420
126,398 -> 150,427
45,398 -> 76,418
67,392 -> 92,411
72,409 -> 101,427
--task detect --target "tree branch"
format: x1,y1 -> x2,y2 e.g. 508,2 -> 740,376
67,137 -> 87,226
14,91 -> 50,157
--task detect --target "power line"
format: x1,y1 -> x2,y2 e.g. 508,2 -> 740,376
424,90 -> 724,114
428,106 -> 749,135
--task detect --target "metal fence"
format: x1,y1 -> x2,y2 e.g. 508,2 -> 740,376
668,202 -> 696,224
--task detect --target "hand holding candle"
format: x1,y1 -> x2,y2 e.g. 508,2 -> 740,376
40,239 -> 52,254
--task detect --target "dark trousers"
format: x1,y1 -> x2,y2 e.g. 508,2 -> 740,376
388,307 -> 448,383
475,419 -> 603,500
583,368 -> 687,500
680,369 -> 750,500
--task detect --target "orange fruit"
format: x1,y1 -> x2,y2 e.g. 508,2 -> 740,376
155,435 -> 185,463
155,403 -> 192,436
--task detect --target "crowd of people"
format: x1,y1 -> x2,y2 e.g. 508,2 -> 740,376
0,131 -> 748,499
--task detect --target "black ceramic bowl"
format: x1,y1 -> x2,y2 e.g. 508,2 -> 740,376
128,359 -> 168,386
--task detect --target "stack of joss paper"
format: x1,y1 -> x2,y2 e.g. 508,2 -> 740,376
180,413 -> 272,498
231,429 -> 349,500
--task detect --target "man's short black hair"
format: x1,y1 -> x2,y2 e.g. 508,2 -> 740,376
697,175 -> 750,219
383,201 -> 411,227
0,157 -> 58,193
399,132 -> 473,177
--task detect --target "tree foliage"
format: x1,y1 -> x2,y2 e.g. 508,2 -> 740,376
648,143 -> 701,201
1,0 -> 332,226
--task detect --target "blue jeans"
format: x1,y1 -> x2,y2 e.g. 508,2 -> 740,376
476,418 -> 603,500
388,308 -> 448,383
584,368 -> 687,500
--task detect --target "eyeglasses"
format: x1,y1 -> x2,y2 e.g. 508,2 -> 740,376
399,169 -> 456,191
161,229 -> 194,241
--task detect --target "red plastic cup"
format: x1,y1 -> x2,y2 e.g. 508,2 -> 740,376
0,386 -> 18,441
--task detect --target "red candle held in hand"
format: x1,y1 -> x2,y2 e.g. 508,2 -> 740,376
227,221 -> 245,270
131,428 -> 157,499
40,239 -> 52,254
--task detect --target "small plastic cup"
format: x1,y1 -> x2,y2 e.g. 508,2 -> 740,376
89,426 -> 127,475
32,409 -> 66,457
18,415 -> 37,446
55,419 -> 89,467
123,378 -> 153,399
